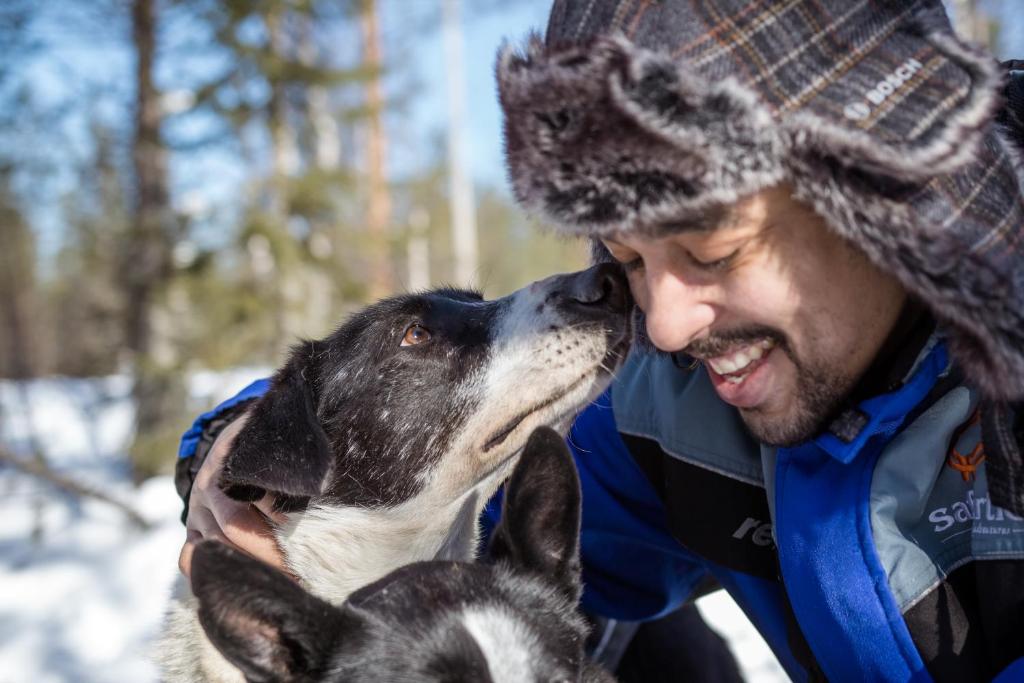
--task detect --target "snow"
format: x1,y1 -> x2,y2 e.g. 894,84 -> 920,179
0,477 -> 183,683
0,374 -> 788,682
696,592 -> 789,681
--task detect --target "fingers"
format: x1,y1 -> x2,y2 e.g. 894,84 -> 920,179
180,502 -> 229,578
180,408 -> 290,582
178,529 -> 200,581
209,493 -> 289,571
179,508 -> 228,581
181,498 -> 290,580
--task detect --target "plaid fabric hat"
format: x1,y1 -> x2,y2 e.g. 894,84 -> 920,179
497,0 -> 1024,402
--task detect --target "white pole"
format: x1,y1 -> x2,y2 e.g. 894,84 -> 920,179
407,207 -> 431,291
442,0 -> 478,287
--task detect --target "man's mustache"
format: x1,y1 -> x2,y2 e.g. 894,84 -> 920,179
684,326 -> 786,359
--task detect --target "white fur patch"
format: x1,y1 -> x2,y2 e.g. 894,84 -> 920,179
279,466 -> 507,604
462,606 -> 541,683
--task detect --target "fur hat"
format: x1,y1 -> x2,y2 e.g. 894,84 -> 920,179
497,0 -> 1024,401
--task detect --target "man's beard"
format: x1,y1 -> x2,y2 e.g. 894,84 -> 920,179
738,359 -> 852,447
686,327 -> 855,447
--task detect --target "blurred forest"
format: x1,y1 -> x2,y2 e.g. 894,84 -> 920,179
0,0 -> 585,482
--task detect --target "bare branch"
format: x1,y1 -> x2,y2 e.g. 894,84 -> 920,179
0,446 -> 152,530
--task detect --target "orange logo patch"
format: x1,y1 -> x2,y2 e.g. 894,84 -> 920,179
947,443 -> 985,482
946,409 -> 985,482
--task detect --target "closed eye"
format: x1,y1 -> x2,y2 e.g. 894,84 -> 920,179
688,248 -> 738,272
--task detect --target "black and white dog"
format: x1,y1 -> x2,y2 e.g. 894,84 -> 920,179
158,265 -> 629,682
191,426 -> 616,683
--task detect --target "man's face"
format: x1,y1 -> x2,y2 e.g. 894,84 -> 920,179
601,185 -> 906,446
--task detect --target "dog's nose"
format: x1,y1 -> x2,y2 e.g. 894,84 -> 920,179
563,263 -> 629,314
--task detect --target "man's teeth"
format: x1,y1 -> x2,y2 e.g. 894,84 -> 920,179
707,339 -> 775,377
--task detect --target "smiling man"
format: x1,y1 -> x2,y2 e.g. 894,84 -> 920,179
175,1 -> 1024,681
491,0 -> 1024,681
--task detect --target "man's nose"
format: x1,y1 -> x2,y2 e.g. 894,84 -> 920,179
642,269 -> 715,352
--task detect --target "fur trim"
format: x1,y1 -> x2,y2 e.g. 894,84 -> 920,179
499,34 -> 786,236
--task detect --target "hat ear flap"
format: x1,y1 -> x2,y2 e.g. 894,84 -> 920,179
220,342 -> 333,507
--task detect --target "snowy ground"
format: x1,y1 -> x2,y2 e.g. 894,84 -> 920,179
0,374 -> 787,682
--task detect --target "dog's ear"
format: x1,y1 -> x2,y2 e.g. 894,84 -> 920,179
221,342 -> 333,505
488,426 -> 582,599
192,540 -> 361,683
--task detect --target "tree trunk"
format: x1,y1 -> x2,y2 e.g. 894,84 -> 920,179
1,157 -> 51,543
126,0 -> 170,358
361,0 -> 393,298
299,19 -> 341,172
0,184 -> 40,380
406,207 -> 431,291
125,0 -> 187,481
264,8 -> 302,353
296,16 -> 339,336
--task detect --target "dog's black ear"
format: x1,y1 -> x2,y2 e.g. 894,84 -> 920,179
221,342 -> 333,505
489,426 -> 582,599
192,540 -> 360,683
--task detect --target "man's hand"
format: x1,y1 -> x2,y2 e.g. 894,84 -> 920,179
178,412 -> 289,583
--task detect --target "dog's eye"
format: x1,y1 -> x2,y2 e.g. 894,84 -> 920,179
401,323 -> 431,347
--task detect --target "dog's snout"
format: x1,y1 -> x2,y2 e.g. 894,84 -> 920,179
566,263 -> 628,313
544,262 -> 630,321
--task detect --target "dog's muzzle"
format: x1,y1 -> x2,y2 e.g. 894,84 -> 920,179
551,263 -> 630,322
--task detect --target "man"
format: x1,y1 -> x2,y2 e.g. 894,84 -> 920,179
176,1 -> 1024,680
